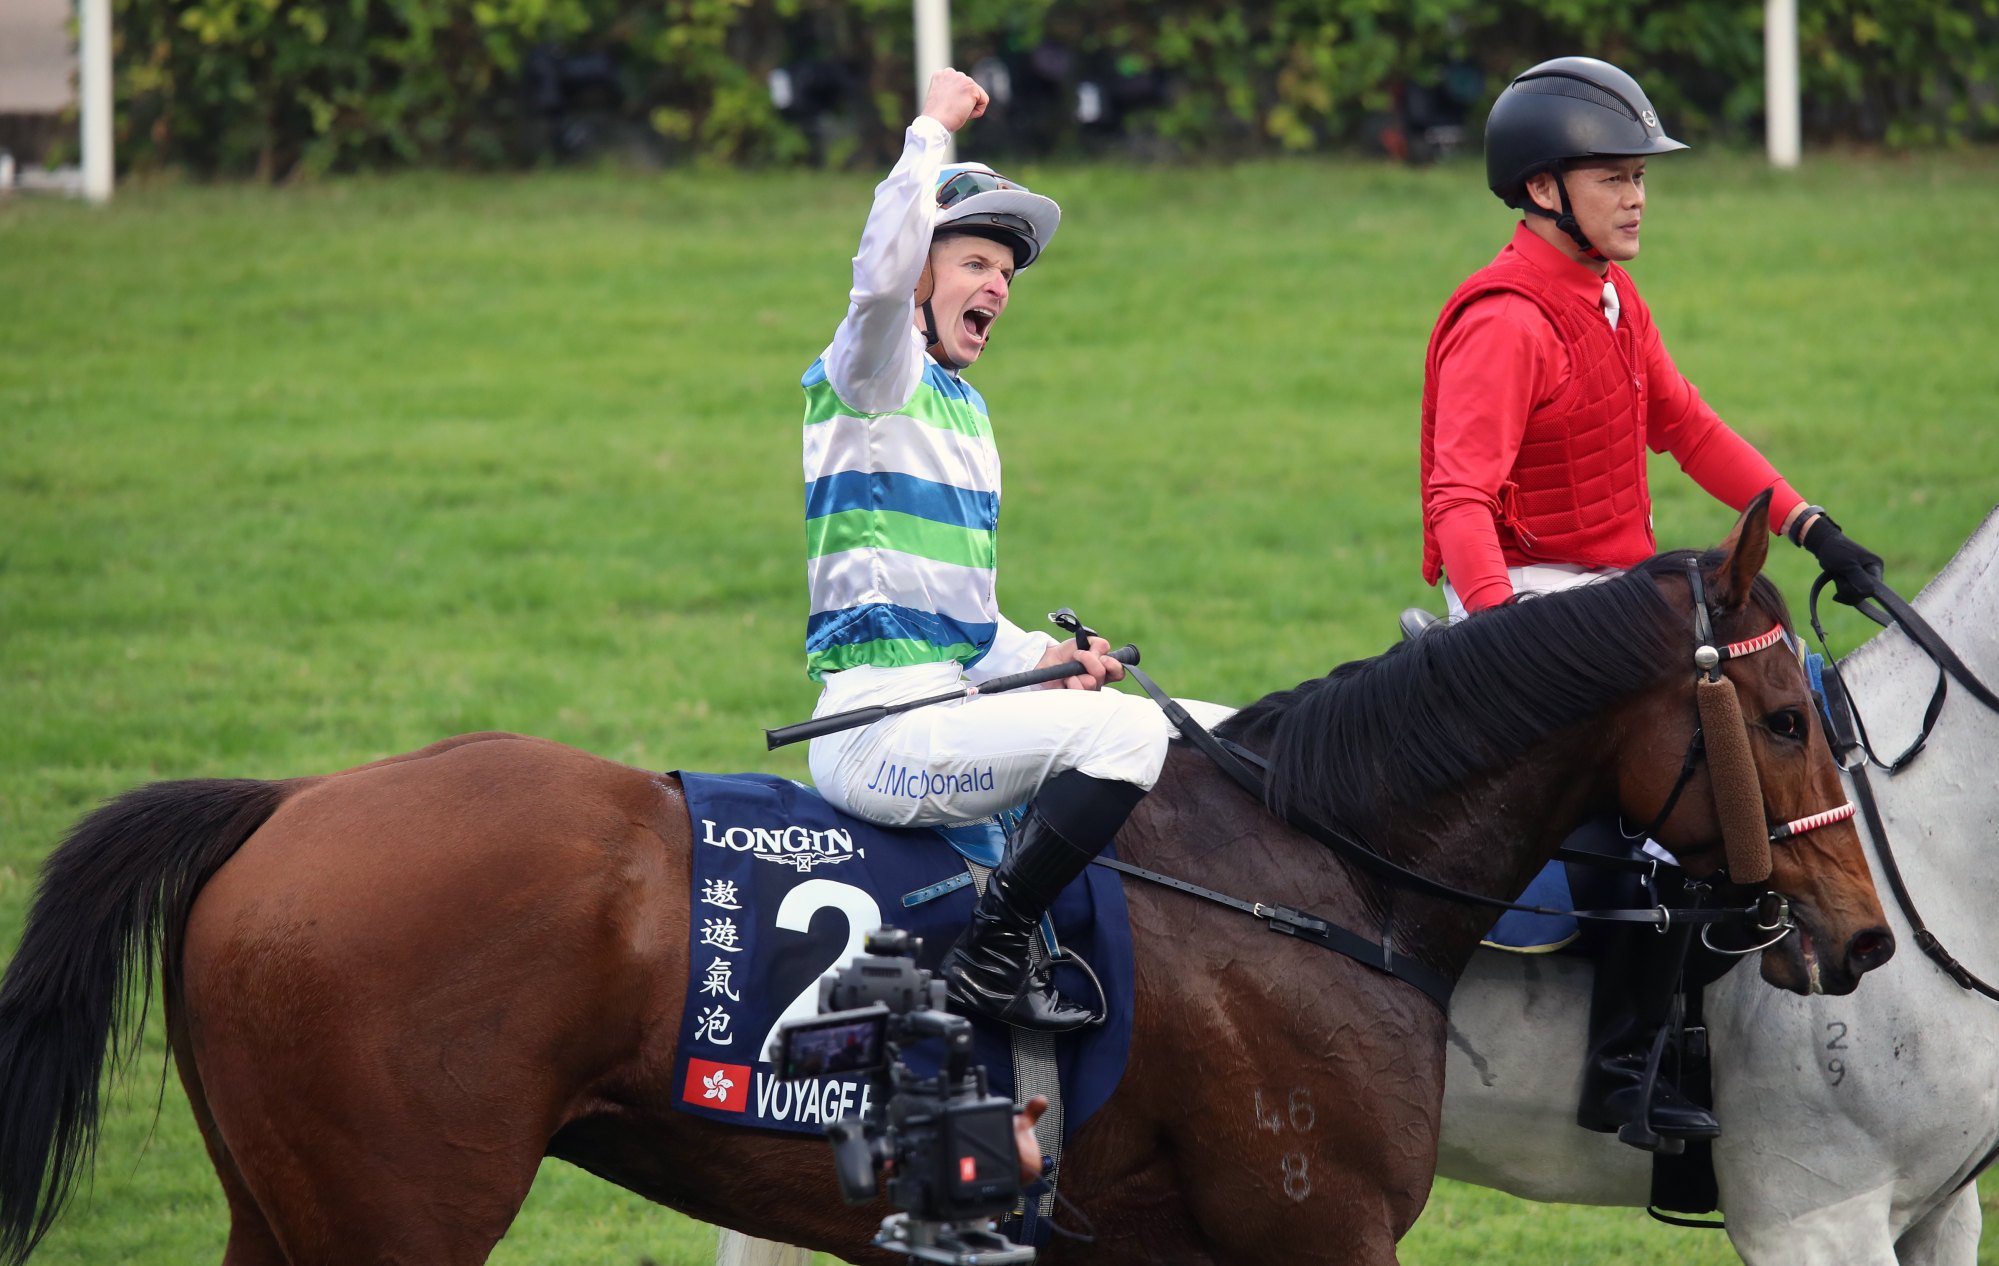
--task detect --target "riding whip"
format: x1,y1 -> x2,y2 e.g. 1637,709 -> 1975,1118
765,644 -> 1140,750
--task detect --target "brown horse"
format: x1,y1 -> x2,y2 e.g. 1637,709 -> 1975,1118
0,502 -> 1894,1266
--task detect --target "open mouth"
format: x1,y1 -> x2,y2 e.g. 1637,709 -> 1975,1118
963,307 -> 996,347
1762,930 -> 1821,996
1765,922 -> 1864,997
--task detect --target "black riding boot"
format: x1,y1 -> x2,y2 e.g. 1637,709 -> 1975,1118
1575,921 -> 1721,1141
944,771 -> 1142,1033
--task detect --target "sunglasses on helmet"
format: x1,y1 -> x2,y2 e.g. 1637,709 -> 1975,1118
935,169 -> 1022,209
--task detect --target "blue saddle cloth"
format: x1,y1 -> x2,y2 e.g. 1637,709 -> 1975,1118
1481,860 -> 1579,952
669,772 -> 1134,1149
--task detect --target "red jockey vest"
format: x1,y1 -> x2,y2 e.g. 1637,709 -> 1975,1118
1420,256 -> 1655,585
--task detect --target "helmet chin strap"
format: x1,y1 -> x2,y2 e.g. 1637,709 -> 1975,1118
915,258 -> 967,371
1526,168 -> 1605,261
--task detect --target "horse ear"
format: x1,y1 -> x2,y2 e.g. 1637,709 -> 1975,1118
1709,488 -> 1774,613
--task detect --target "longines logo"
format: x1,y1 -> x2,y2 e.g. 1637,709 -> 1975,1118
698,819 -> 860,870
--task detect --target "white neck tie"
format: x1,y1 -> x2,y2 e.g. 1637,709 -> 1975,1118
1601,280 -> 1621,331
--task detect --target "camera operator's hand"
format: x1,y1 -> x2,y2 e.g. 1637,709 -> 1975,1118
1016,1095 -> 1049,1184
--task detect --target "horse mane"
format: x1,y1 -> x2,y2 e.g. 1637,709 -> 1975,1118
1214,549 -> 1791,832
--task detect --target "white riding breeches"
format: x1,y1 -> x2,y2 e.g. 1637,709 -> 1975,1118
1442,562 -> 1612,620
808,661 -> 1228,829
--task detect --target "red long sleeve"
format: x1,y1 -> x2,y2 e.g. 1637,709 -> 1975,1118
1641,329 -> 1803,531
1426,293 -> 1561,610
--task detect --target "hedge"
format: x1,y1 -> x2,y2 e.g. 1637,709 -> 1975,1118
105,0 -> 1999,176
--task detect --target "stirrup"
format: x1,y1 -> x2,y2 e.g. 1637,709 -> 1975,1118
1615,997 -> 1712,1154
1041,946 -> 1108,1027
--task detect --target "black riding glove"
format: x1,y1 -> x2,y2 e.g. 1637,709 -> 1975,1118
1798,512 -> 1884,606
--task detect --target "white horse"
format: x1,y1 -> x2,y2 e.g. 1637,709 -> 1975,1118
1440,506 -> 1999,1264
721,509 -> 1999,1266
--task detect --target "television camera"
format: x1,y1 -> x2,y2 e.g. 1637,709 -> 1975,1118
769,927 -> 1034,1265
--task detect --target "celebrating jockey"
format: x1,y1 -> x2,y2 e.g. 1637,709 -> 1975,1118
1419,57 -> 1885,1142
800,69 -> 1182,1033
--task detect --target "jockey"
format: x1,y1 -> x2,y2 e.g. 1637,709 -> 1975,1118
1419,57 -> 1885,1142
801,69 -> 1177,1033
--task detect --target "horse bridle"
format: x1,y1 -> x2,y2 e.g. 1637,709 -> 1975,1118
1622,559 -> 1858,898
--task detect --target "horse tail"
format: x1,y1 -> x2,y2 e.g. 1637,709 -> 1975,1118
715,1230 -> 813,1266
0,777 -> 298,1265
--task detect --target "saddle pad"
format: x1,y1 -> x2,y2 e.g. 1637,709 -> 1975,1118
670,772 -> 1134,1144
1480,860 -> 1579,952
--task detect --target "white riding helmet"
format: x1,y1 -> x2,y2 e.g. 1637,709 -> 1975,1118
932,162 -> 1062,270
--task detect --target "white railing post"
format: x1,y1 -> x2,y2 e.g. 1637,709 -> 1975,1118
1765,0 -> 1800,169
79,0 -> 114,201
913,0 -> 952,163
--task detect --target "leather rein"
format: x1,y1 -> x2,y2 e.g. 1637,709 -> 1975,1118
1802,565 -> 1999,1196
1098,561 -> 1860,1009
1807,572 -> 1999,1002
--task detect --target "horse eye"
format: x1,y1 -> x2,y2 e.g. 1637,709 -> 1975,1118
1763,709 -> 1807,741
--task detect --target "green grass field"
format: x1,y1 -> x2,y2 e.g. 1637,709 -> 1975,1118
4,149 -> 1997,1264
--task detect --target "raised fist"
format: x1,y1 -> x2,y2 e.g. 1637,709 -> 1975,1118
921,68 -> 989,133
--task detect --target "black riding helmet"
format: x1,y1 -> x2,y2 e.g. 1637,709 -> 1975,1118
1485,56 -> 1688,254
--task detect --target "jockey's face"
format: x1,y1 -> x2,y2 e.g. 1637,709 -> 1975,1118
1528,157 -> 1648,265
921,234 -> 1013,367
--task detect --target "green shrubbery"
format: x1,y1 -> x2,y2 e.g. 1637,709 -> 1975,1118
111,0 -> 1999,176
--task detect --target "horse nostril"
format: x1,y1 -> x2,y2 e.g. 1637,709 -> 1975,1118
1847,928 -> 1896,974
